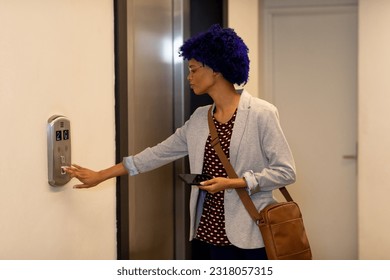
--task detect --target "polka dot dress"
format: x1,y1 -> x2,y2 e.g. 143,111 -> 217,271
195,110 -> 237,246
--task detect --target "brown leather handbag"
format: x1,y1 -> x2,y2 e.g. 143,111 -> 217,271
207,107 -> 312,260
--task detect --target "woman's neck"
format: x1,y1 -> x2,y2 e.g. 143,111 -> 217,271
209,83 -> 241,123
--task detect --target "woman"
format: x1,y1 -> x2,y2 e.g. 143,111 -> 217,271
66,24 -> 296,260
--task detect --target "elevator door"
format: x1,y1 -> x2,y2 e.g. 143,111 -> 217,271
127,0 -> 174,259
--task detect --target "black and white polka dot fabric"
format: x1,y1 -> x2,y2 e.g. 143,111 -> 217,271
196,110 -> 237,246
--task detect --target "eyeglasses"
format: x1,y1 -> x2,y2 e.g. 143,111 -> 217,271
188,65 -> 204,74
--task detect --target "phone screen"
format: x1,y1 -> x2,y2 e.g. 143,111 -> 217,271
178,174 -> 212,185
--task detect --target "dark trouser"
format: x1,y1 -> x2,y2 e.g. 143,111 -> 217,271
191,239 -> 268,260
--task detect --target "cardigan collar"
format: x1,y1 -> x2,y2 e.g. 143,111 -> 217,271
209,89 -> 252,168
209,89 -> 252,116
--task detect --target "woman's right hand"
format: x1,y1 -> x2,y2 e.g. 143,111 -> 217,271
65,162 -> 128,189
65,164 -> 103,189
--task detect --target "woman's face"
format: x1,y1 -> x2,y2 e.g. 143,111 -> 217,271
187,58 -> 217,95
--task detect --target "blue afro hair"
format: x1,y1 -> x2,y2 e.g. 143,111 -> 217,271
179,24 -> 250,85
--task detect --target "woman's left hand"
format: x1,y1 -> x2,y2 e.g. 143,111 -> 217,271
198,177 -> 247,194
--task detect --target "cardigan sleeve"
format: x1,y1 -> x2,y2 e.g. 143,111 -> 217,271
122,122 -> 189,175
242,105 -> 296,194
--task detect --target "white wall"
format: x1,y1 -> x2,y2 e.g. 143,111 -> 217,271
0,0 -> 116,259
358,0 -> 390,259
228,0 -> 262,97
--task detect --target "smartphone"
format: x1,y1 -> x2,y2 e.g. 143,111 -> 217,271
178,174 -> 212,185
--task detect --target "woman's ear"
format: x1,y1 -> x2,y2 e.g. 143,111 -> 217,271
213,71 -> 222,78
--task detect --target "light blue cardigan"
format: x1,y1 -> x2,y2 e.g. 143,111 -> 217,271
123,90 -> 296,249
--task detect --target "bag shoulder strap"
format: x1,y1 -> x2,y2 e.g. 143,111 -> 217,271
207,107 -> 293,222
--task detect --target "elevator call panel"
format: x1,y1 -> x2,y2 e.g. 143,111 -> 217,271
47,115 -> 71,187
